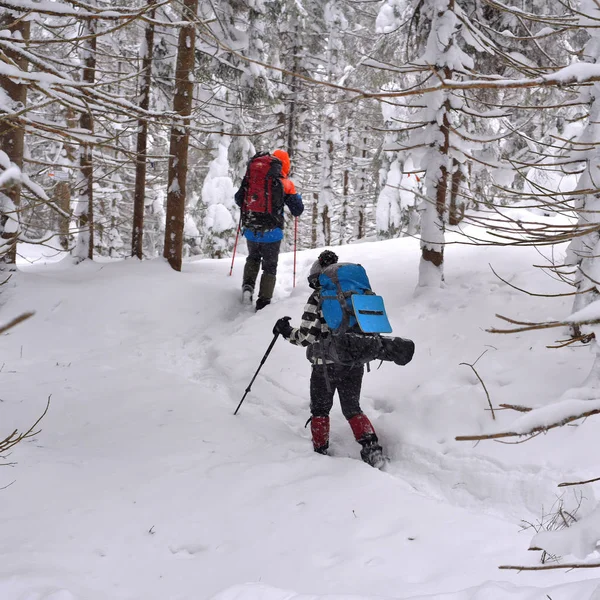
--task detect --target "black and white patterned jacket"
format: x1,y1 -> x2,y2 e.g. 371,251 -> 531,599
285,291 -> 332,364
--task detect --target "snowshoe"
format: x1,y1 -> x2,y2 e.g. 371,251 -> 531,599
360,440 -> 386,469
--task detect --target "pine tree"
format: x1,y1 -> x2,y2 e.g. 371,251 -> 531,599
163,0 -> 199,271
0,9 -> 30,267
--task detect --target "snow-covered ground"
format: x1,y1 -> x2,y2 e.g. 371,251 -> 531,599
2,227 -> 600,600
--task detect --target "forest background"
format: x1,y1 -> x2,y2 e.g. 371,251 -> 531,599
3,0 -> 600,287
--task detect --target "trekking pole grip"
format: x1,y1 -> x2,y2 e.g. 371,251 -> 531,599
234,333 -> 279,415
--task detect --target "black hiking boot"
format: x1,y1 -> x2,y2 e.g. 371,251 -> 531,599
255,298 -> 271,311
360,437 -> 385,469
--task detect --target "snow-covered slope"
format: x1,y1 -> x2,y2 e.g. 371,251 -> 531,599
2,232 -> 600,600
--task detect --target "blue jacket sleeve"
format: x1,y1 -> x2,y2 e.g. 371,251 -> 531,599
284,193 -> 304,217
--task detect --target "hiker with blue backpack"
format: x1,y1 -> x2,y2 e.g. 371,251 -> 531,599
273,250 -> 415,468
234,150 -> 304,311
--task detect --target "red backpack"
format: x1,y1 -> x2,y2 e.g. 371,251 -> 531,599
240,152 -> 285,232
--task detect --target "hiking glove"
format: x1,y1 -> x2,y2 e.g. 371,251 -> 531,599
273,316 -> 293,338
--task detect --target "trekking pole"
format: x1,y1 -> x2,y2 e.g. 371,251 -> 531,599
234,333 -> 279,415
293,217 -> 298,288
229,215 -> 242,276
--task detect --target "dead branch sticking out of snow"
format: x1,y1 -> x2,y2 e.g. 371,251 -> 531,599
460,350 -> 495,419
1,395 -> 50,456
0,312 -> 34,336
488,313 -> 600,335
499,403 -> 532,412
558,476 -> 600,488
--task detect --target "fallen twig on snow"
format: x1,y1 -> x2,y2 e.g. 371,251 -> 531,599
456,407 -> 600,441
0,312 -> 35,336
558,476 -> 600,488
499,562 -> 600,571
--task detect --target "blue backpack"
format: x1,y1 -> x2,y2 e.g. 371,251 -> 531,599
318,263 -> 392,334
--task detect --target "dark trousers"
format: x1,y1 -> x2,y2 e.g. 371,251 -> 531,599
246,240 -> 281,277
310,363 -> 364,420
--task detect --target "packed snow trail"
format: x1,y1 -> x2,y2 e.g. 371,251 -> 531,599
1,235 -> 600,600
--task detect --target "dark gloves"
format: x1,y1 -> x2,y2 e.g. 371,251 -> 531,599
286,193 -> 304,217
273,316 -> 293,338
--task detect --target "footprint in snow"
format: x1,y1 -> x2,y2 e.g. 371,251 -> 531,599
169,543 -> 209,558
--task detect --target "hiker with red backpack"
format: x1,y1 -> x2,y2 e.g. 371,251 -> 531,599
272,250 -> 415,468
234,149 -> 304,311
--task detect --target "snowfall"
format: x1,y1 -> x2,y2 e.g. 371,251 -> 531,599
4,212 -> 600,600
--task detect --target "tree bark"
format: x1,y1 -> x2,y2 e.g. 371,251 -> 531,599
132,0 -> 157,259
286,31 -> 300,157
54,107 -> 78,250
163,0 -> 198,272
448,160 -> 465,226
311,195 -> 318,248
322,204 -> 331,246
357,136 -> 368,240
75,18 -> 97,262
0,13 -> 30,267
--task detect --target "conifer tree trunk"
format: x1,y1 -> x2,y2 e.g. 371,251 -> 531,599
356,136 -> 368,240
75,18 -> 97,262
132,0 -> 157,259
54,107 -> 77,250
419,87 -> 450,282
566,89 -> 600,337
286,33 -> 301,156
0,13 -> 30,267
311,196 -> 318,248
448,160 -> 465,226
340,128 -> 351,244
164,0 -> 198,272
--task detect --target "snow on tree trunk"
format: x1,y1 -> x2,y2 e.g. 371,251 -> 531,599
316,1 -> 346,248
163,0 -> 198,272
448,159 -> 465,226
419,85 -> 451,287
0,12 -> 29,267
354,135 -> 370,242
54,107 -> 78,251
416,0 -> 467,287
74,17 -> 96,263
318,107 -> 335,247
132,0 -> 157,260
565,0 -> 600,337
200,136 -> 236,259
376,156 -> 403,239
